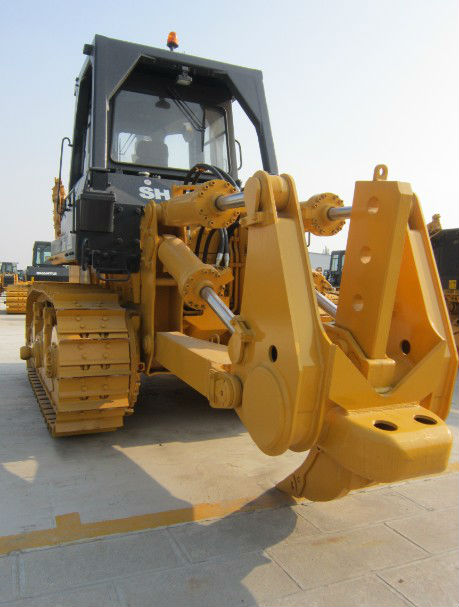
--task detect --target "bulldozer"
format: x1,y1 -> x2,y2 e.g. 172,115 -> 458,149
19,34 -> 458,501
0,261 -> 20,295
5,241 -> 69,314
427,215 -> 459,354
325,249 -> 345,288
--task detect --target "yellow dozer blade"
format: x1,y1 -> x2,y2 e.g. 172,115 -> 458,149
5,283 -> 30,314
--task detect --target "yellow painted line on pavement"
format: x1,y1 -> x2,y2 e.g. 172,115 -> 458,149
0,463 -> 457,556
0,489 -> 294,556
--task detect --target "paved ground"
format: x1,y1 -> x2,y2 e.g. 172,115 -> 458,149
0,305 -> 458,606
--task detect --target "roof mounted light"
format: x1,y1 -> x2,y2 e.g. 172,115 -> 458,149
167,32 -> 179,51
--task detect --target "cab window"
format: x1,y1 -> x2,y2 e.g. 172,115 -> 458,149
111,90 -> 229,172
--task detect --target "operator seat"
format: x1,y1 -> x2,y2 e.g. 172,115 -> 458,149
133,138 -> 169,167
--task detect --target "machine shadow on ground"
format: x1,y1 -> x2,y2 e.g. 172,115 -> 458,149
0,358 -> 300,604
120,372 -> 246,444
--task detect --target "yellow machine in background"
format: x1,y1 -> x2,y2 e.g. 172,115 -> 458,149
5,241 -> 69,314
2,263 -> 28,314
5,284 -> 29,313
5,275 -> 30,314
428,215 -> 459,355
20,36 -> 457,502
0,262 -> 20,295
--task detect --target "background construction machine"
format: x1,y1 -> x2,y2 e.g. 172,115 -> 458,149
19,34 -> 457,501
26,241 -> 69,282
0,261 -> 20,295
5,242 -> 69,314
428,215 -> 459,353
324,249 -> 345,288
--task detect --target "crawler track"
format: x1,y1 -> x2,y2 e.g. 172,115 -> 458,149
25,284 -> 140,436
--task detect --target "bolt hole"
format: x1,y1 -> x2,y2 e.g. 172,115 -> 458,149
360,246 -> 371,264
367,197 -> 379,214
352,294 -> 364,312
374,420 -> 398,431
414,415 -> 437,425
401,340 -> 411,355
268,345 -> 278,363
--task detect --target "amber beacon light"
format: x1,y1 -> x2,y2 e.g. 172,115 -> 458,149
167,32 -> 179,51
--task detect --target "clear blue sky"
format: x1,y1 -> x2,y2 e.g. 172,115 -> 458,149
0,0 -> 457,267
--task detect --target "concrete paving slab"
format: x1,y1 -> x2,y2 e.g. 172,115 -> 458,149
19,529 -> 185,595
260,574 -> 412,607
168,506 -> 319,563
386,507 -> 459,554
2,489 -> 457,607
115,551 -> 300,607
0,476 -> 54,536
0,555 -> 16,603
394,474 -> 459,510
267,524 -> 428,590
4,583 -> 118,607
378,550 -> 459,607
295,490 -> 423,533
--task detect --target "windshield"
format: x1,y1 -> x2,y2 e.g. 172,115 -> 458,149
35,244 -> 51,266
110,90 -> 229,172
330,252 -> 345,272
1,262 -> 16,273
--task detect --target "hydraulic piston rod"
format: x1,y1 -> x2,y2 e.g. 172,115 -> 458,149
200,286 -> 235,333
215,191 -> 352,221
316,291 -> 337,318
201,284 -> 337,332
327,206 -> 352,220
215,191 -> 245,210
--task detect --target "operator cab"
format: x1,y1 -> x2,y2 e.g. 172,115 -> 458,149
32,241 -> 52,266
326,250 -> 345,288
1,262 -> 17,274
26,241 -> 69,282
0,262 -> 18,287
53,35 -> 277,275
